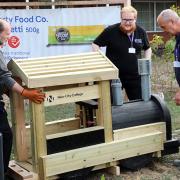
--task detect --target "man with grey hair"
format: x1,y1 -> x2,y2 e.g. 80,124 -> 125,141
157,9 -> 180,35
157,9 -> 180,167
0,19 -> 45,176
157,10 -> 180,104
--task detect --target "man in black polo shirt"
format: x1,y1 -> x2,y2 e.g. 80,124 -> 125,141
92,6 -> 152,100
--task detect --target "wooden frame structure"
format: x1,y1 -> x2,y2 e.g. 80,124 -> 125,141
8,51 -> 166,179
9,51 -> 118,179
9,51 -> 166,179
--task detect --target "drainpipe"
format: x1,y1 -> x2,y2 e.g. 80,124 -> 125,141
111,79 -> 124,106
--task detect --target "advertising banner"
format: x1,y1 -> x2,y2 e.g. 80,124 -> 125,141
48,25 -> 104,45
0,6 -> 120,59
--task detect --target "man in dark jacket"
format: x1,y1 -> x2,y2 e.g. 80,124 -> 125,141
0,19 -> 45,174
157,9 -> 180,167
157,9 -> 180,105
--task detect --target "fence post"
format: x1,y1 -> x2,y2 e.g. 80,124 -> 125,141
0,133 -> 4,180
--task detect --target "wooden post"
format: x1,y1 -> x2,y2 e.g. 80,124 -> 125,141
10,91 -> 28,161
30,101 -> 47,179
98,81 -> 113,142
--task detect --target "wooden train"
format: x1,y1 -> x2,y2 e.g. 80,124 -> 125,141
7,51 -> 179,180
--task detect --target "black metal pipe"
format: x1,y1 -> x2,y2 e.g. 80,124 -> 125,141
0,133 -> 4,180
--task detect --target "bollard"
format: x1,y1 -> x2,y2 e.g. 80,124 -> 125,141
138,59 -> 151,101
0,133 -> 4,180
111,79 -> 123,106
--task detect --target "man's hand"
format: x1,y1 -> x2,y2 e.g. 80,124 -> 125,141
175,89 -> 180,105
21,89 -> 45,104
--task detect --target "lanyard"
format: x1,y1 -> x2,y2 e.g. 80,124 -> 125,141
128,32 -> 134,47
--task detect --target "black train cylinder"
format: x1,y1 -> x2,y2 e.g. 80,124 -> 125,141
112,95 -> 172,140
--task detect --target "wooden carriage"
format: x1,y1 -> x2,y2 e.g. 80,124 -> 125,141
8,51 -> 165,180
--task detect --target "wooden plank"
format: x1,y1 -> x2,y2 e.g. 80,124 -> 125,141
98,81 -> 113,142
28,68 -> 118,88
45,118 -> 80,135
39,157 -> 46,180
17,160 -> 120,179
46,126 -> 104,155
26,118 -> 80,158
44,85 -> 100,106
107,165 -> 120,176
41,132 -> 163,177
16,54 -> 102,65
21,58 -> 105,70
15,52 -> 99,63
43,84 -> 77,91
10,60 -> 29,85
8,161 -> 34,180
46,126 -> 104,140
15,161 -> 33,172
14,161 -> 40,179
29,102 -> 47,176
93,160 -> 120,174
29,67 -> 116,78
92,157 -> 120,172
98,50 -> 119,71
153,151 -> 162,158
26,64 -> 112,76
113,122 -> 167,142
92,163 -> 107,171
0,1 -> 125,7
12,51 -> 118,88
10,90 -> 28,161
23,60 -> 108,72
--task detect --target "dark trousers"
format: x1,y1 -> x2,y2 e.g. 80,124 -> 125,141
0,103 -> 13,173
120,75 -> 142,100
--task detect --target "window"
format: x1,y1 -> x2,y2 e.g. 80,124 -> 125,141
132,1 -> 176,31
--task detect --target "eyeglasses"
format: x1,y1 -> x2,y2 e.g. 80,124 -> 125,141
121,19 -> 135,23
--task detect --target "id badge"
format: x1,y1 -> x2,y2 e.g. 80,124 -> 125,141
128,47 -> 136,54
